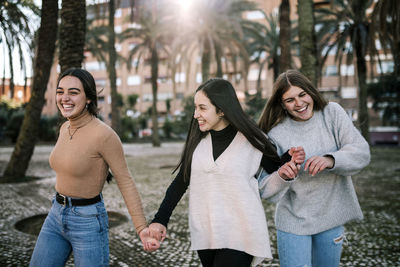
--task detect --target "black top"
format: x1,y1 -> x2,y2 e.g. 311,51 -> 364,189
152,124 -> 290,227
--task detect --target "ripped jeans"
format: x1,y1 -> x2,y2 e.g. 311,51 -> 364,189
277,226 -> 345,267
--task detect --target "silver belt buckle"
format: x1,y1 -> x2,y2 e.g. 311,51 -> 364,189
59,193 -> 67,207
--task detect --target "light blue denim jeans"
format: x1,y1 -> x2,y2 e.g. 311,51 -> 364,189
277,226 -> 345,267
29,195 -> 109,267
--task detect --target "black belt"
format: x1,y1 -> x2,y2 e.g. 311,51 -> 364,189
56,192 -> 101,207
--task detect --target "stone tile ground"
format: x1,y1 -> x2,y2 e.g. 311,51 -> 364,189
0,144 -> 399,266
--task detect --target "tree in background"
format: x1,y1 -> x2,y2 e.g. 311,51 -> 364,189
371,0 -> 400,76
0,0 -> 39,98
316,0 -> 377,142
59,0 -> 86,73
298,0 -> 318,85
279,0 -> 291,73
2,0 -> 58,182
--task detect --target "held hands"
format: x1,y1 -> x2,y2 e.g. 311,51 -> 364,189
149,223 -> 167,242
139,227 -> 160,252
279,147 -> 305,180
304,155 -> 334,176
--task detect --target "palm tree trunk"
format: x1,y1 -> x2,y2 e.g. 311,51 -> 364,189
202,39 -> 211,82
108,0 -> 120,135
298,0 -> 318,85
355,29 -> 370,143
151,45 -> 160,147
215,44 -> 223,77
5,38 -> 15,98
2,0 -> 58,182
279,0 -> 291,73
59,0 -> 86,73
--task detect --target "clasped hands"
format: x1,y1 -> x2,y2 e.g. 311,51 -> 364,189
139,223 -> 167,252
278,147 -> 334,180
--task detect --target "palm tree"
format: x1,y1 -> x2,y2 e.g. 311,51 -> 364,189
59,0 -> 86,73
107,0 -> 120,134
246,13 -> 280,93
2,0 -> 58,182
298,0 -> 318,85
0,0 -> 38,98
171,0 -> 263,85
122,6 -> 172,147
279,0 -> 291,73
370,0 -> 400,76
316,0 -> 376,142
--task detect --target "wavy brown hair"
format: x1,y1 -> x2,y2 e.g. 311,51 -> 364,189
258,70 -> 328,133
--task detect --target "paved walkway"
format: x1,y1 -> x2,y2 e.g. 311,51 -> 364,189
0,144 -> 399,266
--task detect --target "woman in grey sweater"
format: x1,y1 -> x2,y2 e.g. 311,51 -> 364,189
258,70 -> 370,267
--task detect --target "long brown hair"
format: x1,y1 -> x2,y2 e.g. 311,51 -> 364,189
258,70 -> 328,133
177,78 -> 281,181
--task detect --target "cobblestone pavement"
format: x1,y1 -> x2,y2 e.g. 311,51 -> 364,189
0,144 -> 399,266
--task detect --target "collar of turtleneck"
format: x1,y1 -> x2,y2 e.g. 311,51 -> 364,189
68,111 -> 94,129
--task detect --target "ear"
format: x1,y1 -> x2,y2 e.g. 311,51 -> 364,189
217,111 -> 224,117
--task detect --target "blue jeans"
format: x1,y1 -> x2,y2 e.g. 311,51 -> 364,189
29,195 -> 109,267
277,226 -> 345,267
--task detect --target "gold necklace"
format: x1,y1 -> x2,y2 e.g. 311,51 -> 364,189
67,125 -> 83,140
67,117 -> 93,140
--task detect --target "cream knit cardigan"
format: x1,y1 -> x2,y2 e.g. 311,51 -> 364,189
189,132 -> 272,266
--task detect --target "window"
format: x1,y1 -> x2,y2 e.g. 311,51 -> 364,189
247,69 -> 265,81
85,61 -> 106,71
377,61 -> 394,74
323,65 -> 338,76
341,87 -> 357,99
175,72 -> 186,83
115,8 -> 122,18
127,75 -> 141,86
246,11 -> 265,20
340,64 -> 354,76
196,73 -> 202,83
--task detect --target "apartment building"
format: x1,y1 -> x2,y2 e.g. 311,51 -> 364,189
35,0 -> 393,129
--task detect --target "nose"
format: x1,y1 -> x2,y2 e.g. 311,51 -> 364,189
294,98 -> 302,106
193,109 -> 199,119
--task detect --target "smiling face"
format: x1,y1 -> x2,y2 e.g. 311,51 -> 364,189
193,90 -> 229,132
282,86 -> 314,121
56,76 -> 90,119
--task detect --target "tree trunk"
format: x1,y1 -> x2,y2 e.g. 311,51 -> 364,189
355,27 -> 370,143
5,38 -> 15,98
202,38 -> 211,82
298,0 -> 318,85
59,0 -> 86,73
108,0 -> 120,135
215,44 -> 223,77
150,45 -> 160,147
2,0 -> 58,182
279,0 -> 291,73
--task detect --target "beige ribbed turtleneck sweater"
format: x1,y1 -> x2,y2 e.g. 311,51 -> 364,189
49,111 -> 147,233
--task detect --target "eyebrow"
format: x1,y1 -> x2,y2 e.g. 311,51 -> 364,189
56,87 -> 81,91
282,90 -> 306,101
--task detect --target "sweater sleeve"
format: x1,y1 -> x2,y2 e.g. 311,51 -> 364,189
99,131 -> 147,234
325,103 -> 371,176
258,150 -> 294,202
152,168 -> 189,227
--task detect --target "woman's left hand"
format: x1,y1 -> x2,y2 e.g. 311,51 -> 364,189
139,227 -> 160,252
304,156 -> 334,176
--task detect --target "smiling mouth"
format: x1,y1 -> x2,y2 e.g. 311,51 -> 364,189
62,104 -> 74,110
296,105 -> 307,113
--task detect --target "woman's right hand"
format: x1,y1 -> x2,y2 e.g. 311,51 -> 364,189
139,227 -> 160,252
278,161 -> 299,180
149,222 -> 167,242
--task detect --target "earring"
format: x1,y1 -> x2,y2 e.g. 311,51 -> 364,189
86,103 -> 89,110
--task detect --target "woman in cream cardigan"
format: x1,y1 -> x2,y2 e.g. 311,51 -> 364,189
147,78 -> 304,267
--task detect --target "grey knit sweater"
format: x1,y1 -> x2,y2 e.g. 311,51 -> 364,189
259,102 -> 370,235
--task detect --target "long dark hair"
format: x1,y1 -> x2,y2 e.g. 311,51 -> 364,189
258,69 -> 328,133
176,78 -> 281,181
57,68 -> 99,117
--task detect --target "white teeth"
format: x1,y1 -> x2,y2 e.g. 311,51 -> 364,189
63,104 -> 73,109
297,106 -> 307,112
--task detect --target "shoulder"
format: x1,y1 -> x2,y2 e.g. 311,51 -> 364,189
322,102 -> 349,121
91,118 -> 121,142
